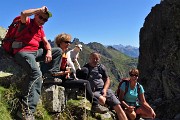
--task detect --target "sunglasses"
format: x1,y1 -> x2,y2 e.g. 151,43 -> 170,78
63,41 -> 72,44
130,74 -> 138,77
38,15 -> 48,22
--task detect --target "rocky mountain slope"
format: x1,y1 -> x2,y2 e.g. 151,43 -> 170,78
138,0 -> 180,119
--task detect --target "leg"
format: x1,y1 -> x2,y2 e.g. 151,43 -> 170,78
14,52 -> 43,113
62,79 -> 108,113
136,105 -> 154,119
93,90 -> 106,105
62,79 -> 99,105
105,89 -> 128,120
124,109 -> 136,120
76,67 -> 89,79
49,47 -> 62,73
39,47 -> 62,75
113,104 -> 128,120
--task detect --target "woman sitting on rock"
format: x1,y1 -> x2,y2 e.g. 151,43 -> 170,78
118,68 -> 156,120
41,33 -> 108,114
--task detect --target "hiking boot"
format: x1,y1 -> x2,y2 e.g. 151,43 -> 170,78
91,104 -> 109,114
23,112 -> 35,120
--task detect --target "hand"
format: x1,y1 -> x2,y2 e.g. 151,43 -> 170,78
45,51 -> 52,63
101,89 -> 107,97
127,106 -> 135,112
41,6 -> 48,13
65,73 -> 70,79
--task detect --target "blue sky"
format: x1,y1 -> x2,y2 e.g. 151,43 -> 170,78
1,0 -> 160,47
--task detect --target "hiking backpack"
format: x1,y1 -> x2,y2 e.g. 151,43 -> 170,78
2,16 -> 32,55
116,78 -> 140,98
2,17 -> 21,55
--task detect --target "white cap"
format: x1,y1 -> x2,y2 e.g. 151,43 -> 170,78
75,44 -> 82,51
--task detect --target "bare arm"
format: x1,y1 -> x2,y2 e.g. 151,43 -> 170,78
104,77 -> 110,90
139,93 -> 156,118
42,36 -> 52,63
119,90 -> 128,108
102,77 -> 111,97
119,89 -> 135,112
139,93 -> 153,111
21,6 -> 47,23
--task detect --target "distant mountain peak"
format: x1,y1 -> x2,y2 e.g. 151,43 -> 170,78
111,44 -> 139,58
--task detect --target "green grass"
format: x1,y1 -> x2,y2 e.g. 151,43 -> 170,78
0,85 -> 53,120
0,86 -> 98,120
0,87 -> 12,120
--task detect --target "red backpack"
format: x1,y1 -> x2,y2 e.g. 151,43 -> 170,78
2,16 -> 31,55
116,78 -> 140,98
2,17 -> 21,55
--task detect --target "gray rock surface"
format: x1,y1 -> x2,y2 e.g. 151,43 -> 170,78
138,0 -> 180,119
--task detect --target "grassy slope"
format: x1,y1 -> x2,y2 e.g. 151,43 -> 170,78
0,87 -> 13,120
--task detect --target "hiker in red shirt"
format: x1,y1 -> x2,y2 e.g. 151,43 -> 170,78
13,6 -> 62,120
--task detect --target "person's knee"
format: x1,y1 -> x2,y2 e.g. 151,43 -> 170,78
99,96 -> 106,105
76,67 -> 89,79
128,111 -> 136,120
135,108 -> 141,114
33,68 -> 42,79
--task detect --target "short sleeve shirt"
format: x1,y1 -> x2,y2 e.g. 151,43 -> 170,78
84,63 -> 108,90
13,16 -> 45,54
120,82 -> 144,103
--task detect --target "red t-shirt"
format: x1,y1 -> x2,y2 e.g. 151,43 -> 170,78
13,16 -> 45,54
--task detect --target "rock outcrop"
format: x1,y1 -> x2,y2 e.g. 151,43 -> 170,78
0,47 -> 27,88
138,0 -> 180,119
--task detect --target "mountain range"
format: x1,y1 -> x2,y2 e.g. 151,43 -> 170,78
111,44 -> 139,58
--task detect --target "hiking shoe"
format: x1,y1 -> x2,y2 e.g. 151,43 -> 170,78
23,113 -> 35,120
91,104 -> 109,114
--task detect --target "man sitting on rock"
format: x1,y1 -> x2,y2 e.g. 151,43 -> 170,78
76,52 -> 128,120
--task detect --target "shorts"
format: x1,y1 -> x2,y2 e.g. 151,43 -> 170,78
94,89 -> 120,108
125,101 -> 141,110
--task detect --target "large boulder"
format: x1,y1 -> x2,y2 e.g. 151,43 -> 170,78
0,47 -> 27,88
138,0 -> 180,119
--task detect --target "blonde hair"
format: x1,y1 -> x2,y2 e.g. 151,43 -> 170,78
55,33 -> 72,47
